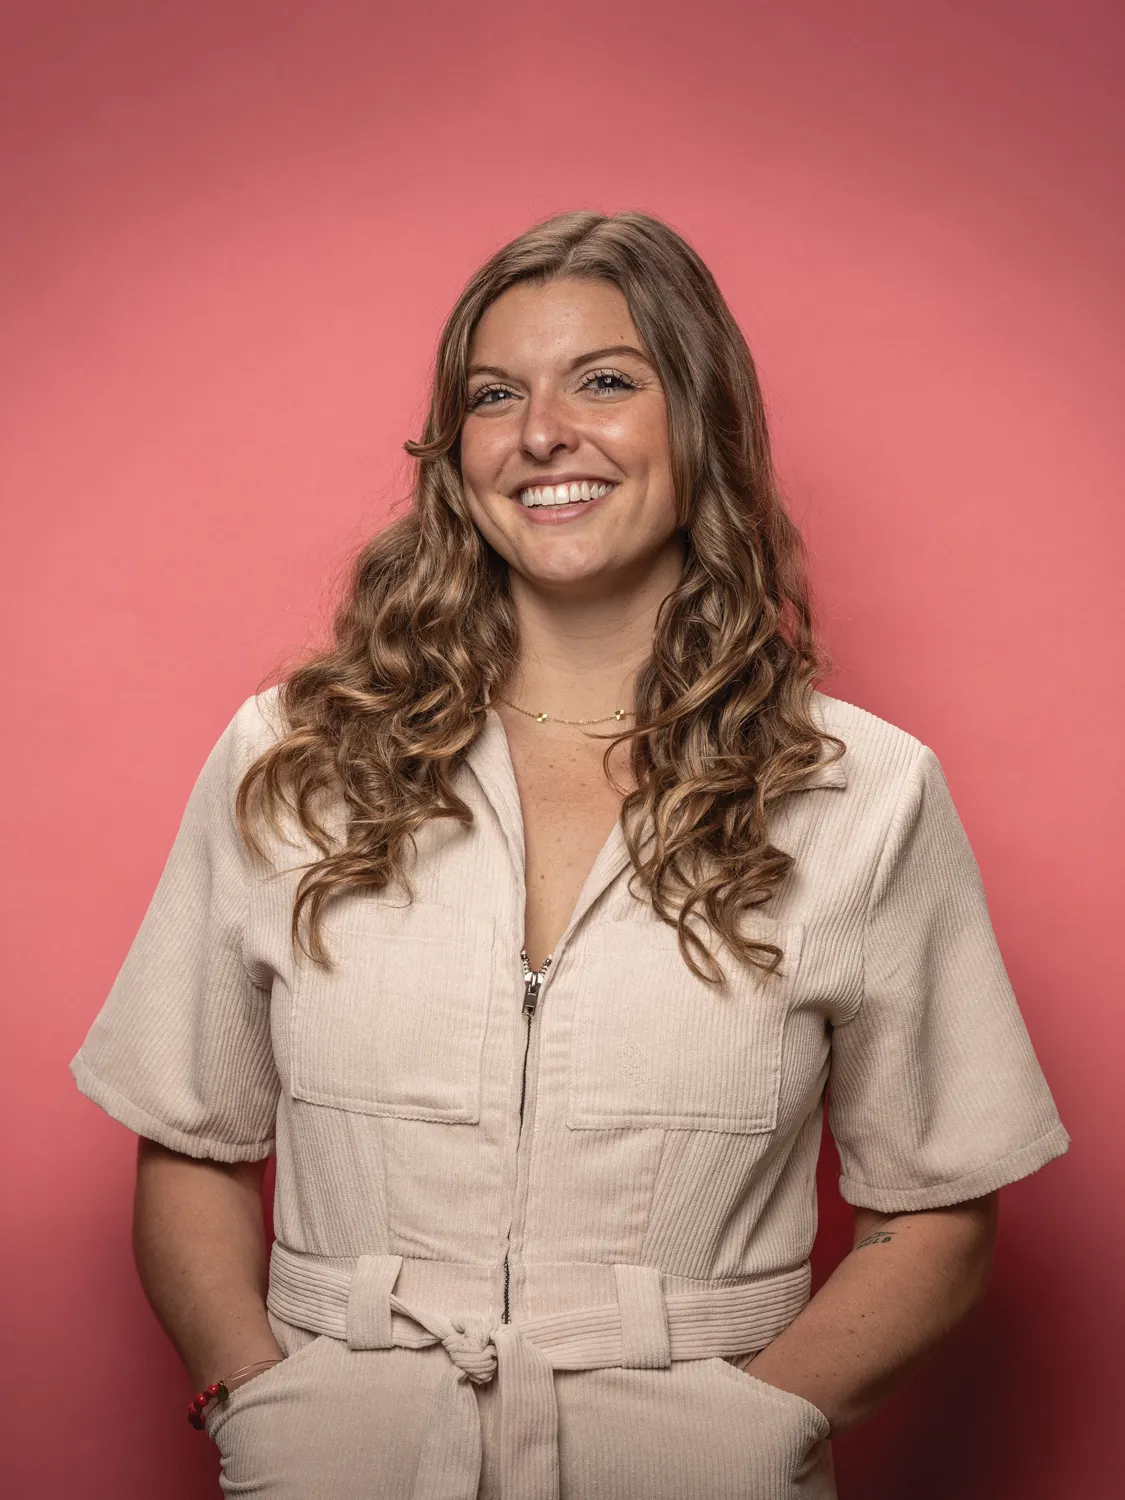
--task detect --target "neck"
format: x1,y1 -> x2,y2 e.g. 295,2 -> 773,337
501,543 -> 685,719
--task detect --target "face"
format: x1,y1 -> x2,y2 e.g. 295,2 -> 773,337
459,277 -> 681,596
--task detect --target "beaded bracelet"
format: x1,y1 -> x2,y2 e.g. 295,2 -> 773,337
187,1359 -> 283,1429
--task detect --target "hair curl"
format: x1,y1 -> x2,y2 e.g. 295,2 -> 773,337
237,209 -> 843,982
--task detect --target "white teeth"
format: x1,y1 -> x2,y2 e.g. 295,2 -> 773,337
517,481 -> 614,507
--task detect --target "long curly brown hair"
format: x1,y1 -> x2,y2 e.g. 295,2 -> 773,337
237,209 -> 842,982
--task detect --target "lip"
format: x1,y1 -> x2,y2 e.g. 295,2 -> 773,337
512,483 -> 618,526
507,473 -> 619,497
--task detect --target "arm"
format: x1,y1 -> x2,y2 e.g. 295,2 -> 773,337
133,1137 -> 284,1392
743,1191 -> 998,1434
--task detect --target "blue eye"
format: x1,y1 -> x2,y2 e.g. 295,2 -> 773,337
581,369 -> 637,395
467,383 -> 515,410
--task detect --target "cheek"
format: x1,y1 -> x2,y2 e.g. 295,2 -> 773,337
461,483 -> 516,564
458,423 -> 505,495
598,401 -> 671,480
626,414 -> 678,538
643,408 -> 673,482
457,442 -> 482,496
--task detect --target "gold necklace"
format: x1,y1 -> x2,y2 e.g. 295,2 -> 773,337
493,693 -> 634,727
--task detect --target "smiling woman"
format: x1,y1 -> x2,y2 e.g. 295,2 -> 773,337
71,210 -> 1068,1500
462,283 -> 677,562
234,214 -> 842,984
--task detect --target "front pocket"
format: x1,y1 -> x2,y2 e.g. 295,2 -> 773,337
710,1358 -> 832,1442
567,919 -> 804,1133
288,901 -> 496,1123
204,1335 -> 329,1438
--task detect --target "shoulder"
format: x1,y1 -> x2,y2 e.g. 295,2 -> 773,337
229,685 -> 288,757
200,686 -> 289,787
811,690 -> 924,759
803,694 -> 973,901
809,690 -> 937,803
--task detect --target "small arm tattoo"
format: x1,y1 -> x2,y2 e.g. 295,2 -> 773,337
855,1228 -> 897,1249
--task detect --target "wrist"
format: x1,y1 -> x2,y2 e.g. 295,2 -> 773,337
189,1331 -> 285,1395
188,1357 -> 284,1430
738,1350 -> 838,1434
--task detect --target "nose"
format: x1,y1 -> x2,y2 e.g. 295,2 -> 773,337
519,385 -> 578,463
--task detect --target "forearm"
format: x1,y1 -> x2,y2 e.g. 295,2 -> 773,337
744,1193 -> 999,1435
133,1137 -> 283,1391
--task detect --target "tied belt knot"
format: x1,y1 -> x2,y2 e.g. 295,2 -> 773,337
267,1244 -> 811,1500
430,1313 -> 495,1385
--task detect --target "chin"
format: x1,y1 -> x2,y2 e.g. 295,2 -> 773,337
523,556 -> 619,593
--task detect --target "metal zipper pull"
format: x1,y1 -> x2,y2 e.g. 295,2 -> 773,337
519,949 -> 552,1017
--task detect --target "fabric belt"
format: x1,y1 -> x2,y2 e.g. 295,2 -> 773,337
268,1243 -> 810,1500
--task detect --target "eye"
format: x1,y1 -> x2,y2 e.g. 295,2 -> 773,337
467,382 -> 517,411
579,367 -> 638,396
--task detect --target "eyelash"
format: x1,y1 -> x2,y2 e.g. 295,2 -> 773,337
467,367 -> 638,410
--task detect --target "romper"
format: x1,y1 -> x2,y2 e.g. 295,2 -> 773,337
71,688 -> 1069,1500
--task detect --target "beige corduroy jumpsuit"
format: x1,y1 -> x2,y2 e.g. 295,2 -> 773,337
72,689 -> 1069,1500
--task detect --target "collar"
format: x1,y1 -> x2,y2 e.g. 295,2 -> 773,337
791,751 -> 847,790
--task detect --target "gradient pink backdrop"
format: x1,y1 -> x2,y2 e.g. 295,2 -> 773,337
2,1 -> 1121,1494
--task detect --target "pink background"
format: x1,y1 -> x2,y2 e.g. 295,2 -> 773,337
2,1 -> 1120,1494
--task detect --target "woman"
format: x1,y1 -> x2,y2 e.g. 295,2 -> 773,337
72,210 -> 1068,1499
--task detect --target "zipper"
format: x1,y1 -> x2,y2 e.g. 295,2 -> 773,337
502,948 -> 553,1323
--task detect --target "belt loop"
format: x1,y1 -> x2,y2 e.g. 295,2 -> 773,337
614,1264 -> 671,1369
347,1254 -> 402,1349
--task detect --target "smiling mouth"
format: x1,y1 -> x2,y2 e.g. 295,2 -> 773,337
515,480 -> 617,508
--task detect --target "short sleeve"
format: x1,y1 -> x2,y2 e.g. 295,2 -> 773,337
827,744 -> 1069,1212
70,698 -> 280,1162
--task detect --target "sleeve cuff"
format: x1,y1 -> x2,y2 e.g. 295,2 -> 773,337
837,1121 -> 1070,1212
70,1053 -> 275,1164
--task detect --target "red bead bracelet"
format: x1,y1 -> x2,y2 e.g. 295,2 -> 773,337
187,1381 -> 229,1429
187,1360 -> 282,1429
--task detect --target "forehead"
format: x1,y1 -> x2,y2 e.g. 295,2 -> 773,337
468,277 -> 643,370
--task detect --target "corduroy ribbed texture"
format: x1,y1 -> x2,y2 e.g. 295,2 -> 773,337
72,688 -> 1068,1498
205,1327 -> 835,1499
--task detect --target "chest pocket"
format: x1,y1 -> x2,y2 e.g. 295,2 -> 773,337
566,917 -> 804,1134
288,901 -> 496,1124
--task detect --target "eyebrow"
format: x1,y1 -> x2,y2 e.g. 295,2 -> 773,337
466,344 -> 653,379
